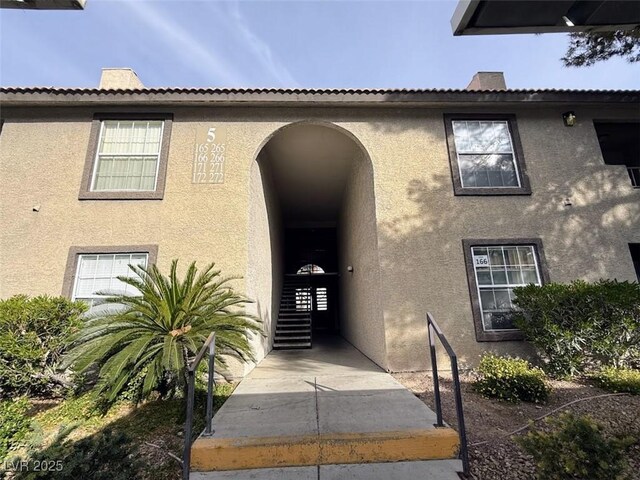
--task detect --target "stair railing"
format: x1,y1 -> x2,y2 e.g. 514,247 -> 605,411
427,312 -> 469,475
182,331 -> 216,480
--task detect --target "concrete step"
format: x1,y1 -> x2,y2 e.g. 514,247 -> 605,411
276,330 -> 312,335
273,342 -> 312,349
191,429 -> 458,471
191,460 -> 463,479
274,336 -> 311,342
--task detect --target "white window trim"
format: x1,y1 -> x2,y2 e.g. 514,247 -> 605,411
89,120 -> 165,193
453,120 -> 522,189
471,245 -> 541,332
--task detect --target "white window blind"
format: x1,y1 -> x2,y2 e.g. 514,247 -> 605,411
72,253 -> 148,310
452,120 -> 520,188
471,245 -> 541,331
91,120 -> 163,191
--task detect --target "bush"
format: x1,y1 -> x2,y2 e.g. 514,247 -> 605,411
512,280 -> 640,378
13,427 -> 142,480
591,367 -> 640,395
0,295 -> 86,397
0,397 -> 31,461
473,353 -> 550,403
516,413 -> 633,480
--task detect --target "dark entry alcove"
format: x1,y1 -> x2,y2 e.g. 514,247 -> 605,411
284,227 -> 339,333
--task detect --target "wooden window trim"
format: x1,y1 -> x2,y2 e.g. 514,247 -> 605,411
78,113 -> 172,200
444,114 -> 532,196
462,238 -> 550,342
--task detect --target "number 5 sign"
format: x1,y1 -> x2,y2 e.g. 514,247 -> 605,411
192,125 -> 226,184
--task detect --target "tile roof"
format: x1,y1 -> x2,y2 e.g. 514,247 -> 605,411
1,86 -> 638,105
0,86 -> 637,95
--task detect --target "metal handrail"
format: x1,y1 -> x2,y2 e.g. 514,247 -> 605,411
628,166 -> 640,188
427,312 -> 469,475
182,332 -> 216,480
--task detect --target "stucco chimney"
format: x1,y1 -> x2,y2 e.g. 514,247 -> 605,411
99,68 -> 144,89
466,72 -> 506,91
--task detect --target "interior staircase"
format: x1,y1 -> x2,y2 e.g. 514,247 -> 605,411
273,276 -> 312,350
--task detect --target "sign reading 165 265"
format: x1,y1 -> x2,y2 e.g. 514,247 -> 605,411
193,126 -> 226,184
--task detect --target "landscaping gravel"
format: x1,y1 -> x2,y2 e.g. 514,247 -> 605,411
393,372 -> 640,480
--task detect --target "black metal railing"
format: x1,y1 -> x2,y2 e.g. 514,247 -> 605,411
628,166 -> 640,188
427,312 -> 469,475
182,332 -> 216,480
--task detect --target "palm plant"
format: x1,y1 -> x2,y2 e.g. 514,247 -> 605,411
62,260 -> 261,403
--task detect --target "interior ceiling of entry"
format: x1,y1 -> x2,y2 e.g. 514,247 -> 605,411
262,124 -> 360,224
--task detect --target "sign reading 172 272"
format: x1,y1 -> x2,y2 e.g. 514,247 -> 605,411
193,126 -> 226,184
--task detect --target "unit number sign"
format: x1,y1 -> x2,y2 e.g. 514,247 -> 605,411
193,126 -> 226,184
474,255 -> 489,267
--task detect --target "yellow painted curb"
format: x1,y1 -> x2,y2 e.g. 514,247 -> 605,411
191,428 -> 459,471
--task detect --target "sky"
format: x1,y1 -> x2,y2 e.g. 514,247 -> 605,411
0,0 -> 638,90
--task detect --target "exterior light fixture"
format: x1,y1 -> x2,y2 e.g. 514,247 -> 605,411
562,111 -> 576,127
347,266 -> 354,273
562,15 -> 575,27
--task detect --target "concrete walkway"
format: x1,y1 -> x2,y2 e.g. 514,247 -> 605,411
191,336 -> 462,479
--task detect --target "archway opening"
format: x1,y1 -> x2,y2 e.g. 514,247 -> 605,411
249,122 -> 386,369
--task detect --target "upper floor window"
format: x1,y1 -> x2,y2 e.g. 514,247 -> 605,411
594,121 -> 640,189
444,114 -> 531,196
92,120 -> 163,191
79,114 -> 172,200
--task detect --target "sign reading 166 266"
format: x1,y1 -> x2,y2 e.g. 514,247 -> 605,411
193,126 -> 226,184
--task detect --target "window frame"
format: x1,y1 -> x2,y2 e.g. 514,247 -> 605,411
444,114 -> 531,196
62,245 -> 158,300
462,238 -> 549,342
79,113 -> 172,200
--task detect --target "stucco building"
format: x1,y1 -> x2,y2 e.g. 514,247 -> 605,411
1,69 -> 638,376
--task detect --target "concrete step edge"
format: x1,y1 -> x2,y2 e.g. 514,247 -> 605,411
191,428 -> 460,472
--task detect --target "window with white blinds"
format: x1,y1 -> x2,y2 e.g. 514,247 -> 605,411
91,120 -> 163,191
72,253 -> 148,309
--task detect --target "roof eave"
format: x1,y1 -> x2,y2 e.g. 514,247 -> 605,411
1,90 -> 638,107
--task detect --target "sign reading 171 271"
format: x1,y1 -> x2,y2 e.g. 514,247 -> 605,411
193,126 -> 226,184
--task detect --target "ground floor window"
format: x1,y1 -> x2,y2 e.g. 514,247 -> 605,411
62,245 -> 158,313
462,238 -> 549,342
72,253 -> 148,309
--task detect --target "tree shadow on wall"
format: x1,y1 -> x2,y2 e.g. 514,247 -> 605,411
376,167 -> 639,368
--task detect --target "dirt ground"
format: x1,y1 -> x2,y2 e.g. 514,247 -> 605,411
393,372 -> 640,480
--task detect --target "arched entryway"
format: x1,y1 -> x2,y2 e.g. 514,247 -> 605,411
248,122 -> 387,369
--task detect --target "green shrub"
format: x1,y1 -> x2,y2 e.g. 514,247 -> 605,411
0,295 -> 86,397
0,397 -> 31,461
517,413 -> 633,480
512,280 -> 640,378
473,353 -> 550,403
591,367 -> 640,394
12,427 -> 142,480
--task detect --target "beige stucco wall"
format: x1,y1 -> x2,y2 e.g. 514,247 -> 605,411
338,149 -> 387,368
1,104 -> 638,375
246,152 -> 284,373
